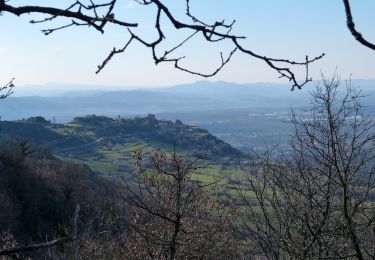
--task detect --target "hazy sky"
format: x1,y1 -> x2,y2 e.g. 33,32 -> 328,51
1,0 -> 374,88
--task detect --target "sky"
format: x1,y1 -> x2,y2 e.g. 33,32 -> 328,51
0,0 -> 374,89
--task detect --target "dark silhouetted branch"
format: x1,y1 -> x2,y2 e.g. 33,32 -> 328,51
0,237 -> 73,256
0,78 -> 15,99
0,204 -> 80,257
343,0 -> 375,51
0,0 -> 327,90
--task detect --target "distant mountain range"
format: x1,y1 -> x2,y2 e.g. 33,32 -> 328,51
2,80 -> 374,123
1,80 -> 374,152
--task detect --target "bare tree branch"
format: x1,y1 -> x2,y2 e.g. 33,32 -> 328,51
343,0 -> 375,51
0,237 -> 73,256
0,204 -> 80,257
0,2 -> 138,32
0,78 -> 15,99
0,1 -> 326,90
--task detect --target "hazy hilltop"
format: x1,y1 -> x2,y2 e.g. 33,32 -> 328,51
0,114 -> 242,169
2,80 -> 374,152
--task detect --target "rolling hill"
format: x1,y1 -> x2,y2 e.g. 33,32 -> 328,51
0,114 -> 245,181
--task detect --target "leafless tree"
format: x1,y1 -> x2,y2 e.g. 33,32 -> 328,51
122,149 -> 242,259
239,75 -> 375,259
0,0 -> 326,90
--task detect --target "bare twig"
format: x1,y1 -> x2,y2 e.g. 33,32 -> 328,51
0,78 -> 15,99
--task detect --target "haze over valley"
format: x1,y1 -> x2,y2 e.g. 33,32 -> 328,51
2,80 -> 375,152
